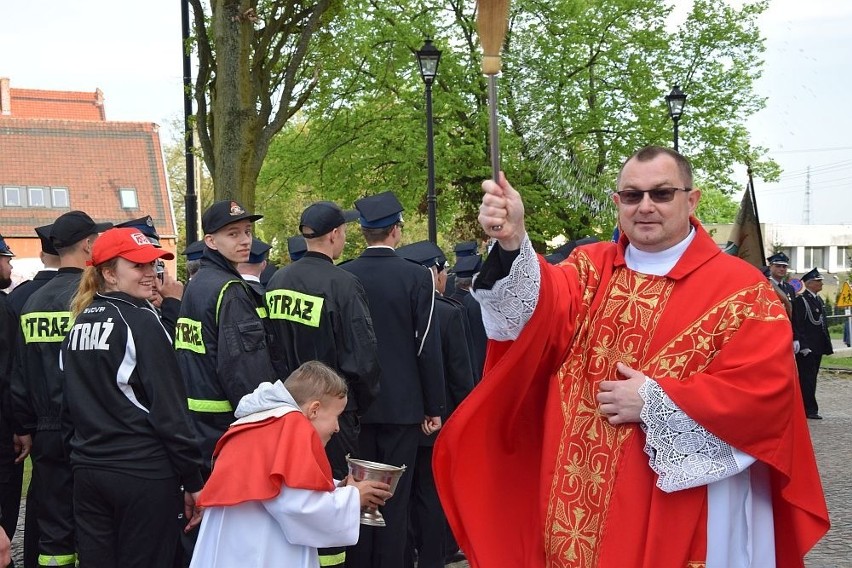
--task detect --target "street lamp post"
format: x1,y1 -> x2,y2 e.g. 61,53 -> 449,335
416,38 -> 441,244
665,85 -> 687,152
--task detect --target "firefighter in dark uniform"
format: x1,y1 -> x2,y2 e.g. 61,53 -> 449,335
792,268 -> 833,420
266,201 -> 380,568
0,234 -> 25,566
59,228 -> 204,567
183,241 -> 205,281
766,252 -> 795,319
7,225 -> 59,568
13,211 -> 113,568
175,200 -> 283,473
443,241 -> 478,298
450,254 -> 487,383
397,241 -> 474,568
341,191 -> 445,568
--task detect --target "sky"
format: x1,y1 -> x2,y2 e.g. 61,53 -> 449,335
1,0 -> 850,225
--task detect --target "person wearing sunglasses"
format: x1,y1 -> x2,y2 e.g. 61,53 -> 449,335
434,145 -> 828,567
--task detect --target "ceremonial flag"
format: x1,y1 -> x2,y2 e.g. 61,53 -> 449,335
723,177 -> 765,268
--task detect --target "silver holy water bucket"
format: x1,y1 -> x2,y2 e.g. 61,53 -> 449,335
345,455 -> 407,526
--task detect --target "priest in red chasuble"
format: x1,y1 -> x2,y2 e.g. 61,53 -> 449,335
433,146 -> 829,568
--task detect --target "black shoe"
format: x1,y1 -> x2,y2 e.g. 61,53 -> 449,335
807,414 -> 823,420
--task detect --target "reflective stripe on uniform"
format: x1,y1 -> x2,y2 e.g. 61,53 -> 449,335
174,318 -> 206,353
37,552 -> 77,566
266,289 -> 324,328
187,398 -> 233,413
318,551 -> 346,566
21,311 -> 74,343
256,306 -> 268,318
215,280 -> 246,325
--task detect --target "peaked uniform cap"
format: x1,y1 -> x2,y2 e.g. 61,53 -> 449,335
34,224 -> 58,256
248,238 -> 271,264
802,267 -> 824,282
397,240 -> 447,269
454,241 -> 479,257
452,254 -> 482,278
115,215 -> 161,247
355,191 -> 404,228
0,234 -> 14,257
767,252 -> 790,266
287,235 -> 307,261
183,240 -> 206,261
202,200 -> 263,234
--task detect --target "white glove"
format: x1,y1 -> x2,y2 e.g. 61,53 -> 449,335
800,348 -> 812,357
793,340 -> 800,354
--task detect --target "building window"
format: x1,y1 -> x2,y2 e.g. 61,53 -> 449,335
804,247 -> 825,270
51,187 -> 69,208
28,187 -> 46,207
119,188 -> 138,209
837,246 -> 852,270
3,187 -> 22,206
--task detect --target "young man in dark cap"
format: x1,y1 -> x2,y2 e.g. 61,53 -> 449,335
266,200 -> 380,568
175,201 -> 282,474
397,240 -> 474,568
13,210 -> 112,568
449,253 -> 486,382
340,191 -> 445,568
792,268 -> 833,419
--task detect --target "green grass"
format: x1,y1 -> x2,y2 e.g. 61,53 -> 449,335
823,357 -> 852,369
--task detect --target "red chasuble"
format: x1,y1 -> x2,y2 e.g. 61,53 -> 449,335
433,220 -> 829,568
199,411 -> 334,507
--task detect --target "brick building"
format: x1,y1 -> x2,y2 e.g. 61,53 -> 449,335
0,77 -> 177,283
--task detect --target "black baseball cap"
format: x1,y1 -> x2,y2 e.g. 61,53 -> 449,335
202,200 -> 262,234
51,211 -> 113,249
299,201 -> 359,239
34,224 -> 58,256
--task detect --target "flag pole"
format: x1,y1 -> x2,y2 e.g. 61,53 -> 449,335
746,161 -> 766,260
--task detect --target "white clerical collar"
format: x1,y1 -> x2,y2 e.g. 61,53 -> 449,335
624,226 -> 696,276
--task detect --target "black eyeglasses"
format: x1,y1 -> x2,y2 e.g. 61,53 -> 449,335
615,187 -> 692,205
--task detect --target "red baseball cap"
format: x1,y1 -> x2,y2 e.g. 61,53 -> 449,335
90,228 -> 175,266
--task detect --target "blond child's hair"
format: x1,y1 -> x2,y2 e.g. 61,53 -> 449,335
283,361 -> 348,407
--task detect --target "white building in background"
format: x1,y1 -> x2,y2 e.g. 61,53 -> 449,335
705,222 -> 852,299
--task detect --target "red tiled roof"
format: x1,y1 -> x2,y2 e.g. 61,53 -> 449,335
0,117 -> 176,239
7,88 -> 106,121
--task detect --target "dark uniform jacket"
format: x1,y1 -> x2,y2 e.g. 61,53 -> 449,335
421,294 -> 474,447
13,268 -> 81,434
451,288 -> 487,383
175,249 -> 281,469
342,247 -> 446,424
7,269 -> 59,315
266,252 -> 380,415
60,292 -> 204,493
792,291 -> 833,356
0,293 -> 19,476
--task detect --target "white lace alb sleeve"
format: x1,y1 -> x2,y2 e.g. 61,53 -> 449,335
470,234 -> 540,341
638,378 -> 756,493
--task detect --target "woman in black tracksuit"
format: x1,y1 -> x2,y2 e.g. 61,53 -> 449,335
60,228 -> 204,568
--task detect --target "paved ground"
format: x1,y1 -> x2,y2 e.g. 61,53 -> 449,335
11,367 -> 850,567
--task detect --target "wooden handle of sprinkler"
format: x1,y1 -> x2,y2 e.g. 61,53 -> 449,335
487,74 -> 503,231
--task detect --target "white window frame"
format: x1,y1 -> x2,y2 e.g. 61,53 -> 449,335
3,186 -> 22,207
51,187 -> 69,208
27,187 -> 46,207
119,188 -> 138,209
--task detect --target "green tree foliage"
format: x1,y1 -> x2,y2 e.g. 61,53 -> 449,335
188,0 -> 341,209
251,0 -> 774,252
